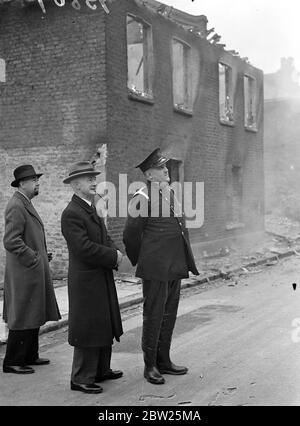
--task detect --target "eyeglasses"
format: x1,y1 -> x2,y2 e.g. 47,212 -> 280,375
22,176 -> 40,183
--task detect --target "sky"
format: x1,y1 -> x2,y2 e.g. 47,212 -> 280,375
162,0 -> 300,75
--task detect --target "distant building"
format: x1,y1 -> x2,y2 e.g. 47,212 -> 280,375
264,57 -> 300,100
0,0 -> 264,283
264,58 -> 300,215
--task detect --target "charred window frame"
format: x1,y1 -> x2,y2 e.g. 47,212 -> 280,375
244,75 -> 257,131
172,38 -> 193,116
126,14 -> 154,104
219,62 -> 234,125
225,164 -> 245,230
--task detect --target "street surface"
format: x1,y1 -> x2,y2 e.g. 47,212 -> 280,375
1,255 -> 300,406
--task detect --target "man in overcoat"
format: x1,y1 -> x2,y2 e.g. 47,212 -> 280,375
61,161 -> 123,394
2,165 -> 61,375
123,148 -> 199,385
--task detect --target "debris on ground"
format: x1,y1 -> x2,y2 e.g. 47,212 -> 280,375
193,215 -> 300,285
203,247 -> 230,259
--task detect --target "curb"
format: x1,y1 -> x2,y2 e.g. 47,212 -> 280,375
37,246 -> 300,337
1,246 -> 298,343
181,248 -> 300,289
39,295 -> 145,337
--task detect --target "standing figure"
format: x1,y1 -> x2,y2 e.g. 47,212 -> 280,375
61,161 -> 123,394
3,165 -> 61,375
123,148 -> 199,385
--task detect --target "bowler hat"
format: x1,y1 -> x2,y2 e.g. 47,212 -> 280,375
63,161 -> 100,184
11,165 -> 43,188
135,148 -> 169,173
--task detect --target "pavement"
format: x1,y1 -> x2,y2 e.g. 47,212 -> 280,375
2,254 -> 300,406
1,224 -> 300,344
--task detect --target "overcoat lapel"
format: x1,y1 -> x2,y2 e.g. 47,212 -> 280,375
72,195 -> 106,244
14,192 -> 45,229
72,194 -> 94,215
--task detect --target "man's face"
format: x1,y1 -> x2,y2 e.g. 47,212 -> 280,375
145,164 -> 170,183
19,177 -> 40,199
75,175 -> 97,199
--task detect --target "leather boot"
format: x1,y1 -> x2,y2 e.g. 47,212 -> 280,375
142,291 -> 165,385
144,365 -> 165,384
143,351 -> 165,385
157,349 -> 188,375
156,281 -> 187,375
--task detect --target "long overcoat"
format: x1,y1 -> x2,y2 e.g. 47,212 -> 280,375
3,191 -> 61,330
61,194 -> 123,347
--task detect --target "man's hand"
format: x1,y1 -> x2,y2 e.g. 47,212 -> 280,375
117,250 -> 123,267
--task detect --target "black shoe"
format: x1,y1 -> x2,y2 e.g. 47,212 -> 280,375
95,369 -> 123,382
70,381 -> 103,394
157,362 -> 188,375
29,358 -> 50,366
144,366 -> 165,385
3,365 -> 35,374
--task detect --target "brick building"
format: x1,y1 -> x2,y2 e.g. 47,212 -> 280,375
0,0 -> 264,283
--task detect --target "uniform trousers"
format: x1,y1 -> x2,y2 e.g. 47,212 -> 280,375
71,345 -> 112,384
3,328 -> 40,367
142,279 -> 181,365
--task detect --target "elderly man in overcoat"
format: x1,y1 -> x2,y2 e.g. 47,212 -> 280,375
61,161 -> 123,394
123,148 -> 199,385
2,165 -> 61,375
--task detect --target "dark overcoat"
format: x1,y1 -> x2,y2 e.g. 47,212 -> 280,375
61,194 -> 123,347
3,191 -> 61,330
123,185 -> 199,281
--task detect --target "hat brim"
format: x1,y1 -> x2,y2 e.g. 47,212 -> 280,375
152,157 -> 169,168
11,173 -> 43,187
143,157 -> 169,172
63,170 -> 101,184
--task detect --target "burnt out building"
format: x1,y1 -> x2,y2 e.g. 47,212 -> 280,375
0,0 -> 264,282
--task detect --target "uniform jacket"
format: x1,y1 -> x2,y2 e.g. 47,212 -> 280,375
61,194 -> 123,347
123,184 -> 199,281
3,191 -> 61,330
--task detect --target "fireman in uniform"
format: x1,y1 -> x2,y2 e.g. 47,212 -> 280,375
123,148 -> 199,385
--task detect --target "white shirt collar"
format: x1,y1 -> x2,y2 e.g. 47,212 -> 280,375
78,196 -> 92,207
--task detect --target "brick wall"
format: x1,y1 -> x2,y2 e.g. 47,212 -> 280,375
0,3 -> 108,284
105,0 -> 264,248
0,0 -> 264,284
0,145 -> 92,280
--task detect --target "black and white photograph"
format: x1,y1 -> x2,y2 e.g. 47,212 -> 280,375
0,0 -> 300,415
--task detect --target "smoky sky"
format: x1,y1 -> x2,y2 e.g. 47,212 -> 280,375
163,0 -> 300,76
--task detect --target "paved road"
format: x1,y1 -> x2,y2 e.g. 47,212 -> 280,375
1,255 -> 300,406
